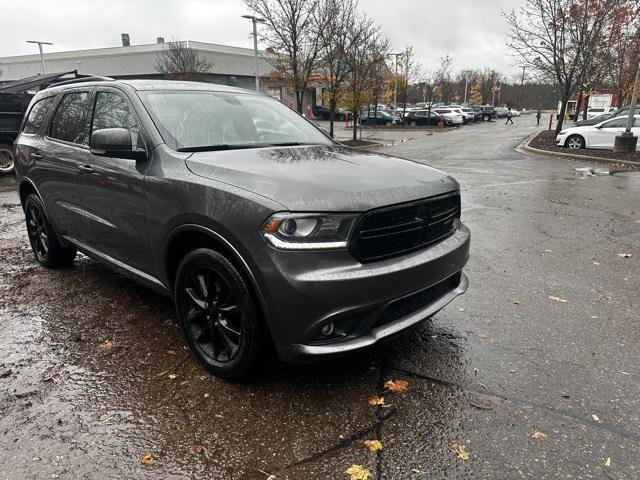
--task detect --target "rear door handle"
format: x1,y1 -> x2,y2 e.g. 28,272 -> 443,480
77,164 -> 95,174
30,153 -> 42,161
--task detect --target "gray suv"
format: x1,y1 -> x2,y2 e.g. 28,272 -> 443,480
14,79 -> 470,378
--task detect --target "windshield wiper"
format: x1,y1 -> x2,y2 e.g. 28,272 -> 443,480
176,142 -> 320,153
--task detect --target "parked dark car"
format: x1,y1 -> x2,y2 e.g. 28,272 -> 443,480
574,106 -> 640,127
14,79 -> 470,379
313,105 -> 346,121
470,105 -> 496,121
404,110 -> 447,126
0,93 -> 33,174
359,110 -> 400,125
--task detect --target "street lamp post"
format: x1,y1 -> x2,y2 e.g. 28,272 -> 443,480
27,40 -> 53,74
614,58 -> 640,153
462,70 -> 473,104
242,15 -> 265,92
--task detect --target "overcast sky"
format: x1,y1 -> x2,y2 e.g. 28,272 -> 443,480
1,0 -> 526,78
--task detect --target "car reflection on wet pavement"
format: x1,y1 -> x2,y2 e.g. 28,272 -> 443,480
1,116 -> 639,479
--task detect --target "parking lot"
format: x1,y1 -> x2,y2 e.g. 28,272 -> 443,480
1,115 -> 639,479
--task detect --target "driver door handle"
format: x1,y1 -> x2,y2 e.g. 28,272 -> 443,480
30,153 -> 42,161
77,164 -> 95,174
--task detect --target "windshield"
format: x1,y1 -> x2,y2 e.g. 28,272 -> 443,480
138,90 -> 333,151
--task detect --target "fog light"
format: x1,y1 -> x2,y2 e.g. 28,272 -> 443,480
321,323 -> 334,336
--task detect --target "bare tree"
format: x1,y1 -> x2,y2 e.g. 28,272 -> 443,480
431,54 -> 452,107
605,2 -> 640,107
316,0 -> 358,136
344,15 -> 389,141
155,40 -> 213,81
398,46 -> 423,117
244,0 -> 326,113
505,0 -> 627,132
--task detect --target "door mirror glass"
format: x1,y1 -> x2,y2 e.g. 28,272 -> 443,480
91,128 -> 132,151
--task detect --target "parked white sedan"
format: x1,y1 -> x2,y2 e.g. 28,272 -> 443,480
556,115 -> 640,150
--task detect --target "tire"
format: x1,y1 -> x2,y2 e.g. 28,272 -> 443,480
174,248 -> 269,379
24,194 -> 77,268
566,135 -> 585,149
0,144 -> 14,175
482,114 -> 490,121
410,121 -> 417,127
385,121 -> 392,126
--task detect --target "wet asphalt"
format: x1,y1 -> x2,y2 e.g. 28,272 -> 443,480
1,115 -> 639,479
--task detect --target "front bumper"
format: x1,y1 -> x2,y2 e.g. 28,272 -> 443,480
555,133 -> 568,146
252,223 -> 471,360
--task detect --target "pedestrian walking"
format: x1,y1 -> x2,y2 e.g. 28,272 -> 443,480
505,108 -> 514,125
536,109 -> 541,125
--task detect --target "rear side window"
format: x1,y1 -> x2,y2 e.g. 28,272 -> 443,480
91,92 -> 140,148
23,97 -> 55,134
49,92 -> 90,145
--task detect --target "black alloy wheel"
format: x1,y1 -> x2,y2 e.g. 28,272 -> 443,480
24,194 -> 76,267
175,248 -> 268,378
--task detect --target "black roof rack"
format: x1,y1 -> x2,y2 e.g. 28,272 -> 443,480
0,70 -> 79,93
46,76 -> 114,88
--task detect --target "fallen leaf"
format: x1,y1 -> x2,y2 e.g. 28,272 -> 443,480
368,395 -> 385,406
411,469 -> 423,475
100,339 -> 116,350
592,414 -> 600,422
548,295 -> 568,303
43,369 -> 62,381
476,333 -> 488,339
603,457 -> 611,467
451,442 -> 469,461
363,439 -> 383,452
168,374 -> 177,380
603,292 -> 615,300
191,443 -> 203,453
617,253 -> 632,258
531,430 -> 547,439
384,379 -> 408,393
512,299 -> 520,305
345,464 -> 371,480
141,453 -> 154,465
591,261 -> 600,266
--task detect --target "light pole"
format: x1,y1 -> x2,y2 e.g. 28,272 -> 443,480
462,70 -> 473,104
614,58 -> 640,153
27,40 -> 53,74
242,15 -> 265,92
390,52 -> 403,109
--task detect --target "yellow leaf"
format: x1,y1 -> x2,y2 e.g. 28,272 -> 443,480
141,453 -> 154,465
617,253 -> 632,258
548,295 -> 568,303
451,442 -> 469,461
100,339 -> 116,350
531,430 -> 547,439
592,414 -> 600,422
345,464 -> 371,480
363,439 -> 383,452
384,379 -> 408,393
368,395 -> 385,406
591,261 -> 600,266
603,457 -> 611,467
168,374 -> 177,380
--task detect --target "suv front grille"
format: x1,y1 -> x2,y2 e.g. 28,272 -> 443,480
351,192 -> 460,262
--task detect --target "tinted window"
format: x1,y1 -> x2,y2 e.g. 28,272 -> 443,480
23,96 -> 55,134
49,92 -> 90,144
602,117 -> 628,128
91,92 -> 140,149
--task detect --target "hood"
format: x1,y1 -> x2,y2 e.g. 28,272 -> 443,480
185,145 -> 458,211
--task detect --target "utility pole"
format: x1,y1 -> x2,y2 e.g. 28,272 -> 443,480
614,59 -> 640,153
390,52 -> 403,109
462,70 -> 473,104
242,15 -> 265,92
27,40 -> 53,74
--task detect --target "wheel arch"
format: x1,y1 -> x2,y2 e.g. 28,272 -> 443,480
164,224 -> 270,324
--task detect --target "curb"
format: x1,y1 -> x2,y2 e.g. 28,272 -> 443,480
517,131 -> 640,168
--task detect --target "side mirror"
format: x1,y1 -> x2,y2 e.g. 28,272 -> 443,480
90,128 -> 145,160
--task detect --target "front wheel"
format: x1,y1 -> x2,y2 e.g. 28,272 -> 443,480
175,248 -> 269,379
0,144 -> 14,175
24,194 -> 76,267
482,114 -> 490,121
566,135 -> 585,149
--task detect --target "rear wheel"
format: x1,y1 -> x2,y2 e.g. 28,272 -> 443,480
566,135 -> 585,149
0,144 -> 14,175
482,114 -> 490,122
175,248 -> 268,379
24,194 -> 76,267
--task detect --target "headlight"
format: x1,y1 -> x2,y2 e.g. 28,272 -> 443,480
261,213 -> 357,250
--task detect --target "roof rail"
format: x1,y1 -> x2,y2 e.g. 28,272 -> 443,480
47,76 -> 115,88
